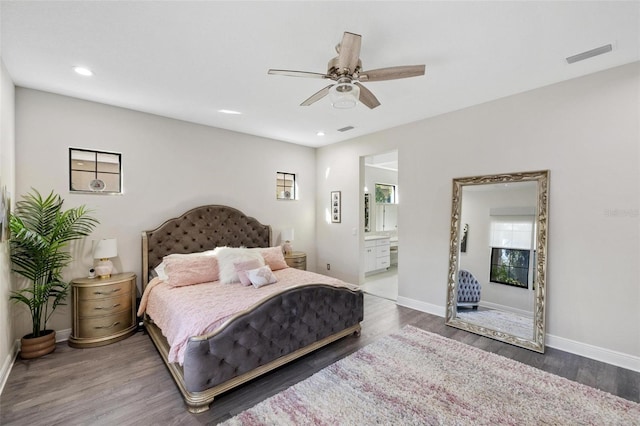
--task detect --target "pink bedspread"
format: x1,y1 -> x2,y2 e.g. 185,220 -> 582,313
143,268 -> 358,365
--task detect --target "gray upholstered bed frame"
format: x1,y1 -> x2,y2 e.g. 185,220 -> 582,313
141,205 -> 364,413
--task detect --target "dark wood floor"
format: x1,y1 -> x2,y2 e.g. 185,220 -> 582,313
1,294 -> 638,425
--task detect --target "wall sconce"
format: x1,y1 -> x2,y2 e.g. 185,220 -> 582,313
281,228 -> 294,255
93,238 -> 118,278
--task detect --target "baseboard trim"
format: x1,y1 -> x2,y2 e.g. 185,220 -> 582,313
396,296 -> 640,373
56,328 -> 71,342
396,296 -> 445,317
546,333 -> 640,373
0,340 -> 20,396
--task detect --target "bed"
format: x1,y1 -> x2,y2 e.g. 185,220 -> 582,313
140,205 -> 364,413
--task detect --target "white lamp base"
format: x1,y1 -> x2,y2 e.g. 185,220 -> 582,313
95,259 -> 114,279
282,241 -> 293,255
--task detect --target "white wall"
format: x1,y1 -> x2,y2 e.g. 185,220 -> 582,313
14,88 -> 317,338
317,62 -> 640,367
10,63 -> 640,371
0,57 -> 16,391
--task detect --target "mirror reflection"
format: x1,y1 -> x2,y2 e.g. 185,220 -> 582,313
375,204 -> 397,232
445,171 -> 549,353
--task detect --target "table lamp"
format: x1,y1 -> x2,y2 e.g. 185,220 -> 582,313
93,238 -> 118,278
281,228 -> 294,255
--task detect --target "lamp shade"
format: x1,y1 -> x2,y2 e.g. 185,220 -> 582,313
281,228 -> 294,242
93,238 -> 118,259
330,81 -> 359,109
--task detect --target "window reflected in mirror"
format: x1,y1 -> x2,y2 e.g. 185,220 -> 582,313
489,213 -> 536,288
490,248 -> 530,288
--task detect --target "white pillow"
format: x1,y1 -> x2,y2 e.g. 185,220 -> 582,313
247,265 -> 278,288
215,247 -> 265,284
154,262 -> 168,281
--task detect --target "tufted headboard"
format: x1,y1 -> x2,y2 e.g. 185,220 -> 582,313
141,205 -> 272,287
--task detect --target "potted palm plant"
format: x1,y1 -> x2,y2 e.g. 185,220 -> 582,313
9,189 -> 99,359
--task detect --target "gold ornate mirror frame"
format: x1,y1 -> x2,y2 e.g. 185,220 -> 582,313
445,170 -> 549,353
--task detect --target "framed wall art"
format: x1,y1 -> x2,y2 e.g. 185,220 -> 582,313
331,191 -> 341,223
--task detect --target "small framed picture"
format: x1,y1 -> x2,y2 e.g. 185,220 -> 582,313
331,191 -> 341,223
460,223 -> 469,253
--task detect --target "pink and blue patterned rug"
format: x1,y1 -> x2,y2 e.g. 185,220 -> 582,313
222,325 -> 639,425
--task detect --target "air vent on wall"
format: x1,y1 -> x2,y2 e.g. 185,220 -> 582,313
566,44 -> 612,64
337,126 -> 355,132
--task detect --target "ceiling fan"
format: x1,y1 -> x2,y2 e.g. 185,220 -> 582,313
268,31 -> 425,109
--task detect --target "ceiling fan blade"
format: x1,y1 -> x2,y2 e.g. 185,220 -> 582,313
301,84 -> 334,106
268,69 -> 328,79
336,32 -> 362,73
354,82 -> 381,109
359,65 -> 425,82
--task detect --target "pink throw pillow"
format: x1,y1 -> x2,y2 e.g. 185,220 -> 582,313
164,255 -> 219,287
258,246 -> 289,271
235,259 -> 264,286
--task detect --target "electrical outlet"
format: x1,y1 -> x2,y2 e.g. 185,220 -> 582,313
326,263 -> 331,270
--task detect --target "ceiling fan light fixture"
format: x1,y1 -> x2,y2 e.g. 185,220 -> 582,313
330,80 -> 359,109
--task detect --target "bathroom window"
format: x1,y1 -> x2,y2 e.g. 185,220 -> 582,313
276,172 -> 296,200
69,148 -> 122,194
375,183 -> 396,204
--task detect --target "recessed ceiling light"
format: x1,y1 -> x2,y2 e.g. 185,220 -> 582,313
317,131 -> 325,136
218,109 -> 242,115
73,66 -> 93,76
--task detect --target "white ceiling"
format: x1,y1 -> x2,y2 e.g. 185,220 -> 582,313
1,1 -> 638,148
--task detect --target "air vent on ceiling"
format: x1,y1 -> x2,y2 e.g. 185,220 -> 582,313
566,44 -> 612,64
337,126 -> 355,132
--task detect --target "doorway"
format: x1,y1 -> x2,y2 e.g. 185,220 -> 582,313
361,150 -> 398,301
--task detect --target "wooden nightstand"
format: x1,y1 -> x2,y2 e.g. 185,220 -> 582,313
285,251 -> 307,270
69,272 -> 137,348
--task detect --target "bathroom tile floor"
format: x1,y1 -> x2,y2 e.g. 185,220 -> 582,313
361,266 -> 398,301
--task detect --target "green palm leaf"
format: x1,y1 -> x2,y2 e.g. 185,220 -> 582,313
9,189 -> 99,337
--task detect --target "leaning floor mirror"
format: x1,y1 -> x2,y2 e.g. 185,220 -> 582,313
445,170 -> 549,353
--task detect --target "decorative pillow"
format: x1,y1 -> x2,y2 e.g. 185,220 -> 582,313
253,246 -> 289,271
156,249 -> 217,282
215,247 -> 265,284
235,259 -> 264,286
163,254 -> 219,287
247,265 -> 278,288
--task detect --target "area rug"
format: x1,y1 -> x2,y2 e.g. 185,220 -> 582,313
457,308 -> 533,339
221,325 -> 640,425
